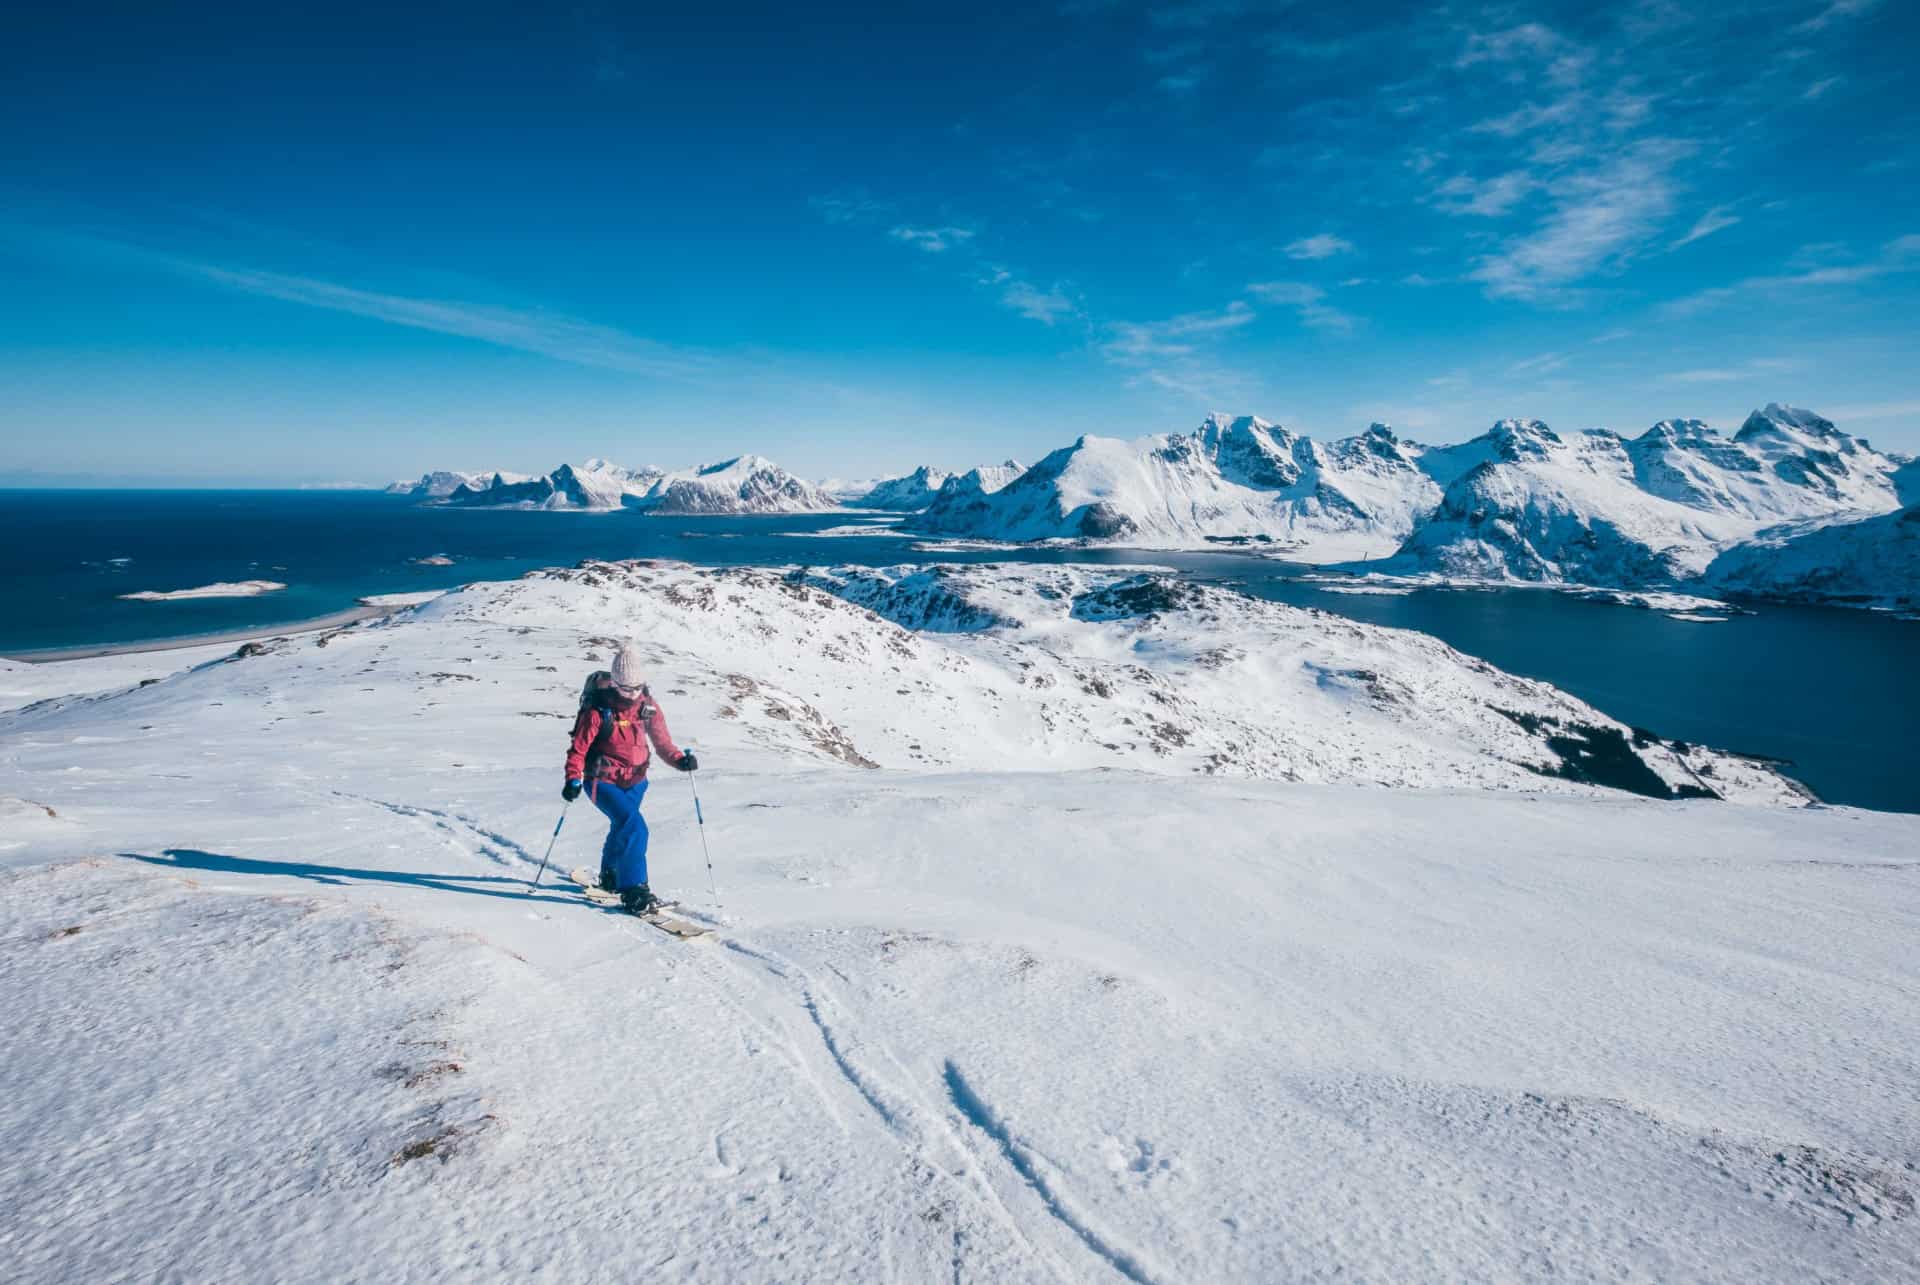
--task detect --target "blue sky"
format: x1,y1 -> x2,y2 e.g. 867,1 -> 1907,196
3,0 -> 1918,485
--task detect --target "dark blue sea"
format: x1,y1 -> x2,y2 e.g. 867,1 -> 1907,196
4,489 -> 1915,813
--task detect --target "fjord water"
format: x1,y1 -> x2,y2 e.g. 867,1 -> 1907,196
4,489 -> 1914,813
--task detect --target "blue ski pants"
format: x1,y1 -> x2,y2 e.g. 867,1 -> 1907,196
590,778 -> 650,890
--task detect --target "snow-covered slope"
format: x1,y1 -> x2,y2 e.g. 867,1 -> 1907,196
910,417 -> 1436,560
436,456 -> 833,514
3,560 -> 1915,1281
414,560 -> 1808,799
1384,406 -> 1906,585
1705,505 -> 1920,613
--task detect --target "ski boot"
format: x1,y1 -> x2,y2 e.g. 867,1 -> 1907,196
620,884 -> 661,917
598,867 -> 617,895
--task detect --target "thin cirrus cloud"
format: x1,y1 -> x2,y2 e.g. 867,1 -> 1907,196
1670,205 -> 1741,250
191,264 -> 713,377
999,280 -> 1077,325
888,225 -> 977,253
1663,233 -> 1920,315
1245,281 -> 1355,332
1470,142 -> 1691,303
1284,233 -> 1356,260
4,220 -> 715,378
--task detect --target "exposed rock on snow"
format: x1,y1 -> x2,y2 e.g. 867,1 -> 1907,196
119,580 -> 287,601
1705,505 -> 1920,613
435,455 -> 834,515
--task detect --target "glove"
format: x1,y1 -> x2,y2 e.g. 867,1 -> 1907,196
562,779 -> 583,802
674,751 -> 698,773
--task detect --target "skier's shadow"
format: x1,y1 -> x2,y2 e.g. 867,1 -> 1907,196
123,848 -> 579,905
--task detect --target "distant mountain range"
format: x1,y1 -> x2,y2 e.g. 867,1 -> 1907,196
387,404 -> 1915,608
389,456 -> 837,516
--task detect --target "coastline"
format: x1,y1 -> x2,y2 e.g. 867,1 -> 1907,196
3,605 -> 393,664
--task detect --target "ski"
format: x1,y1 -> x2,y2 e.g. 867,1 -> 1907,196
562,868 -> 711,939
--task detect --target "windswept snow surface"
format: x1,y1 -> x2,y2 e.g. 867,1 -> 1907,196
4,560 -> 1916,1282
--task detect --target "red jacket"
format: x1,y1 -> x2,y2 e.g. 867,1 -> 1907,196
566,688 -> 685,787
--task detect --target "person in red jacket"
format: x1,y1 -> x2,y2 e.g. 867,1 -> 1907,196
564,641 -> 698,915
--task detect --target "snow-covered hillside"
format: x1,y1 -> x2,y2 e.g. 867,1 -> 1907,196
3,559 -> 1915,1281
1705,505 -> 1920,613
910,417 -> 1437,560
434,456 -> 834,515
1382,405 -> 1906,585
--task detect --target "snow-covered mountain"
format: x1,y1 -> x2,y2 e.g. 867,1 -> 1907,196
7,558 -> 1917,1281
846,461 -> 1028,511
643,455 -> 836,515
848,466 -> 953,511
1383,405 -> 1906,585
385,469 -> 529,498
1704,505 -> 1920,613
433,455 -> 833,515
909,417 -> 1435,559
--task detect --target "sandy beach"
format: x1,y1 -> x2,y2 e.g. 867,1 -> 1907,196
3,605 -> 392,665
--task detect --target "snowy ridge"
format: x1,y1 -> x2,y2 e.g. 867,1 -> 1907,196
436,559 -> 1798,802
432,455 -> 834,515
3,560 -> 1916,1280
1382,405 -> 1906,585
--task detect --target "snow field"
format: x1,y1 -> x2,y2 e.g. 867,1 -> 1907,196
1,562 -> 1916,1280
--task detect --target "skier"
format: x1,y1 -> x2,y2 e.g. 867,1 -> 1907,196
563,640 -> 699,916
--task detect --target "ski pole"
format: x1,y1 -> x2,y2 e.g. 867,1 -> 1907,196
686,762 -> 720,908
528,801 -> 570,892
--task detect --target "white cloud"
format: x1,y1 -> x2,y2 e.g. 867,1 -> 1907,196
188,264 -> 709,377
1670,205 -> 1741,250
1246,281 -> 1355,332
889,225 -> 977,253
1662,233 -> 1920,314
809,192 -> 889,225
1000,280 -> 1077,325
1802,75 -> 1843,101
1434,170 -> 1536,217
1820,398 -> 1920,420
1104,301 -> 1257,360
1284,233 -> 1356,260
1794,0 -> 1879,34
1470,140 -> 1691,302
1507,352 -> 1566,376
1657,359 -> 1802,385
